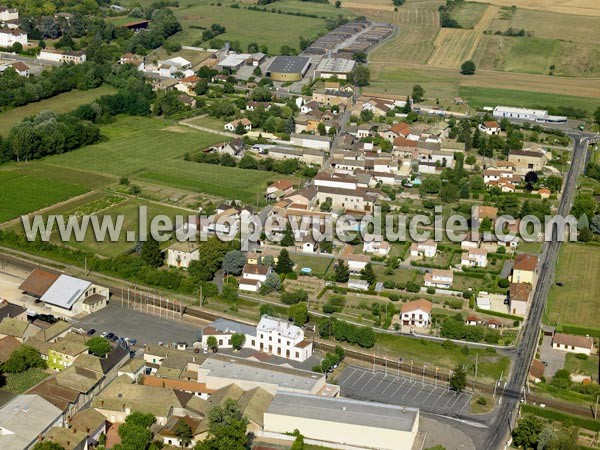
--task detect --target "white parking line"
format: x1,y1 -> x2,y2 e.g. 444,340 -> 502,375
398,381 -> 418,400
349,369 -> 370,388
389,383 -> 403,398
381,378 -> 398,396
367,377 -> 386,393
338,367 -> 357,385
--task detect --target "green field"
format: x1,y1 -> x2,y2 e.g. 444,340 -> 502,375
47,117 -> 276,203
546,244 -> 600,331
0,170 -> 89,223
167,0 -> 353,52
564,353 -> 599,378
0,85 -> 117,137
458,86 -> 600,114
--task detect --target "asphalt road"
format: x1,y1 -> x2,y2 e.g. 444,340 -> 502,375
481,133 -> 592,449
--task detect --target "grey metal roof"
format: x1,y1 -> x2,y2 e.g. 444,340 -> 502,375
0,394 -> 63,450
200,355 -> 323,392
40,274 -> 91,310
267,56 -> 311,74
210,318 -> 257,337
316,58 -> 356,74
266,392 -> 418,432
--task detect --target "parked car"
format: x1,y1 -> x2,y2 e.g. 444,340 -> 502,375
86,329 -> 96,336
127,338 -> 137,346
100,331 -> 109,338
110,335 -> 119,342
105,332 -> 114,340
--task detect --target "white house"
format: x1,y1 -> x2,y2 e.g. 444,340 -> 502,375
239,264 -> 271,292
348,278 -> 369,291
0,6 -> 19,21
224,118 -> 252,132
256,315 -> 313,361
0,29 -> 27,47
396,299 -> 432,328
166,242 -> 199,269
492,106 -> 567,124
552,333 -> 594,356
38,49 -> 86,64
347,254 -> 370,273
290,133 -> 331,151
461,248 -> 488,268
410,240 -> 437,259
479,121 -> 501,135
424,269 -> 453,289
509,282 -> 532,317
363,239 -> 390,256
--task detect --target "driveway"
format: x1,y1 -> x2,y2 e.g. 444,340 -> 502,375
539,334 -> 566,378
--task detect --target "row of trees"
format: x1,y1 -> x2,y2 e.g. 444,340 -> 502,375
440,314 -> 501,344
317,316 -> 376,348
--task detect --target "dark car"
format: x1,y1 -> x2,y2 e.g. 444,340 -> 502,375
110,335 -> 119,342
105,332 -> 115,340
127,338 -> 137,346
556,282 -> 564,287
86,328 -> 96,336
37,314 -> 58,324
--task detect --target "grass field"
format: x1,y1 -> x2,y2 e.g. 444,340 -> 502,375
168,0 -> 352,52
458,86 -> 600,114
469,0 -> 600,17
47,116 -> 276,203
0,85 -> 117,137
448,1 -> 488,28
0,170 -> 89,223
1,368 -> 50,393
564,353 -> 599,378
546,244 -> 600,331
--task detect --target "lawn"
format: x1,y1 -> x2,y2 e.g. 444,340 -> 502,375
0,85 -> 117,137
546,243 -> 600,331
292,254 -> 334,277
458,86 -> 600,115
375,333 -> 510,382
0,170 -> 89,223
1,368 -> 50,393
563,353 -> 599,379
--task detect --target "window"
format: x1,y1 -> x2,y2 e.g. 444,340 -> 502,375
295,352 -> 299,358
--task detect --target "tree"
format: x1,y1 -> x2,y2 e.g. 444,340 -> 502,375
460,60 -> 476,75
195,79 -> 209,95
206,336 -> 218,352
545,175 -> 562,193
449,365 -> 467,392
291,430 -> 305,450
350,64 -> 370,86
115,412 -> 156,450
259,303 -> 274,316
572,193 -> 597,219
595,106 -> 600,126
289,302 -> 308,326
174,419 -> 193,448
275,249 -> 294,274
352,51 -> 367,63
222,250 -> 246,275
440,183 -> 460,203
412,84 -> 425,103
420,176 -> 442,194
334,259 -> 350,283
86,337 -> 112,357
33,443 -> 65,450
260,272 -> 282,294
525,171 -> 539,184
360,263 -> 376,285
2,345 -> 46,373
140,237 -> 163,268
512,415 -> 543,449
196,399 -> 248,450
235,121 -> 246,135
280,223 -> 295,247
230,333 -> 246,350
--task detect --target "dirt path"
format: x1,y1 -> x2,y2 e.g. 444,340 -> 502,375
466,5 -> 498,61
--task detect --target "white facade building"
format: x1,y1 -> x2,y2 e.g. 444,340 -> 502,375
0,29 -> 27,47
166,242 -> 199,269
424,269 -> 453,289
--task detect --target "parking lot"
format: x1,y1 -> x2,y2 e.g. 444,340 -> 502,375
72,303 -> 202,348
337,366 -> 472,416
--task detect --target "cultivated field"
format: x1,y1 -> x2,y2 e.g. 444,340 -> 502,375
0,170 -> 89,223
0,85 -> 117,136
46,117 -> 276,203
468,0 -> 600,17
546,244 -> 600,331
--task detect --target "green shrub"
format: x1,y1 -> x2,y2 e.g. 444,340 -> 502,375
575,353 -> 588,360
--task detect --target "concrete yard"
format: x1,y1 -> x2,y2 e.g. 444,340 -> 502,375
337,366 -> 472,416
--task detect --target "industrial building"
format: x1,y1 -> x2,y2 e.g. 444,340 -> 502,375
492,106 -> 567,124
314,58 -> 356,80
263,392 -> 419,450
266,56 -> 311,82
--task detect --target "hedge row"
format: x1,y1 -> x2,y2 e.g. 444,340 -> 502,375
521,405 -> 600,432
476,308 -> 523,322
556,324 -> 600,338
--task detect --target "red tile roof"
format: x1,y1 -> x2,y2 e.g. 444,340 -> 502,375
18,269 -> 59,297
401,299 -> 432,314
514,253 -> 538,272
